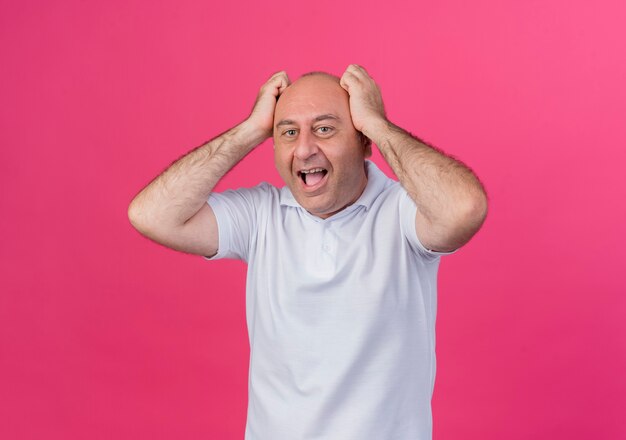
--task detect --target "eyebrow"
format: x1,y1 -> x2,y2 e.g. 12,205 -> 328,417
275,114 -> 340,128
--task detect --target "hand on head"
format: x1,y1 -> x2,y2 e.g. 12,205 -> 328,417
339,64 -> 387,134
248,70 -> 291,139
247,65 -> 386,144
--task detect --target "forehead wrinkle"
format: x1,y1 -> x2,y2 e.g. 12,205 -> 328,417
314,114 -> 340,122
276,119 -> 295,128
275,113 -> 341,129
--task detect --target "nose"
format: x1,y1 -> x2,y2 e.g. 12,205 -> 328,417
293,130 -> 320,161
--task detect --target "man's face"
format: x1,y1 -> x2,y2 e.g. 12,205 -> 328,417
273,74 -> 369,219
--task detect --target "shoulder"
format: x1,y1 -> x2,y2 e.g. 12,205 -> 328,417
211,181 -> 279,203
207,182 -> 282,225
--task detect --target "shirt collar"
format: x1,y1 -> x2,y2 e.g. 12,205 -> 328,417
279,160 -> 389,211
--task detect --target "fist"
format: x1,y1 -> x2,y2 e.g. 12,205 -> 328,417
339,64 -> 387,134
248,70 -> 290,138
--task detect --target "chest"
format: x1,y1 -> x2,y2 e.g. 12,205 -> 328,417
249,205 -> 417,304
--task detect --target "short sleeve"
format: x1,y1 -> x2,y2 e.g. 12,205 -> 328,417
204,184 -> 271,262
399,190 -> 459,261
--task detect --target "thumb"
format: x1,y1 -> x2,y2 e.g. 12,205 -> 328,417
339,77 -> 350,92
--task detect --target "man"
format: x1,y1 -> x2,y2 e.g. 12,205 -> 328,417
128,64 -> 488,439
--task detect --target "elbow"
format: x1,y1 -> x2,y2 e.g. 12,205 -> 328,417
457,190 -> 488,235
127,205 -> 138,230
424,189 -> 488,253
470,190 -> 488,226
127,198 -> 151,235
441,201 -> 487,252
423,192 -> 488,253
127,198 -> 179,244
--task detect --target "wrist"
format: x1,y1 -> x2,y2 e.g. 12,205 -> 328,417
236,119 -> 272,148
361,117 -> 392,146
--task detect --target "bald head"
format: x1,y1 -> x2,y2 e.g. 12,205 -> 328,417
299,71 -> 341,83
274,72 -> 371,153
277,72 -> 344,106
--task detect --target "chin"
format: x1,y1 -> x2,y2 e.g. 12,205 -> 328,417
297,198 -> 333,218
307,201 -> 344,219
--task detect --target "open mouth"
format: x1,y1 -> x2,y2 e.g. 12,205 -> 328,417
298,168 -> 328,187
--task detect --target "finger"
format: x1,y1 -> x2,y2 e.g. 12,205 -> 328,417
339,78 -> 348,92
270,70 -> 287,79
340,71 -> 363,95
340,69 -> 358,87
346,64 -> 366,76
339,73 -> 349,90
339,75 -> 352,92
270,71 -> 287,85
346,64 -> 374,84
263,71 -> 290,97
276,72 -> 290,94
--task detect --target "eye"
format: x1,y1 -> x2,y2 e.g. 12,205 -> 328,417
316,126 -> 333,134
283,129 -> 297,137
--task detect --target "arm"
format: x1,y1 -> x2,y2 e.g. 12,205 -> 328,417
340,64 -> 488,253
128,71 -> 290,257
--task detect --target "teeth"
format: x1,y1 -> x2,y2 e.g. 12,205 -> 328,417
300,168 -> 325,174
299,168 -> 327,184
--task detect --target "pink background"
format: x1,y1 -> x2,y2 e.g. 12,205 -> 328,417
1,0 -> 625,438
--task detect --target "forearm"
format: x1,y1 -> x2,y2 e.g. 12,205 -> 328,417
338,64 -> 487,250
364,119 -> 487,227
128,120 -> 266,232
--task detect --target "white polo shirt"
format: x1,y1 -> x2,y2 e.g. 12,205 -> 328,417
206,160 -> 456,440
